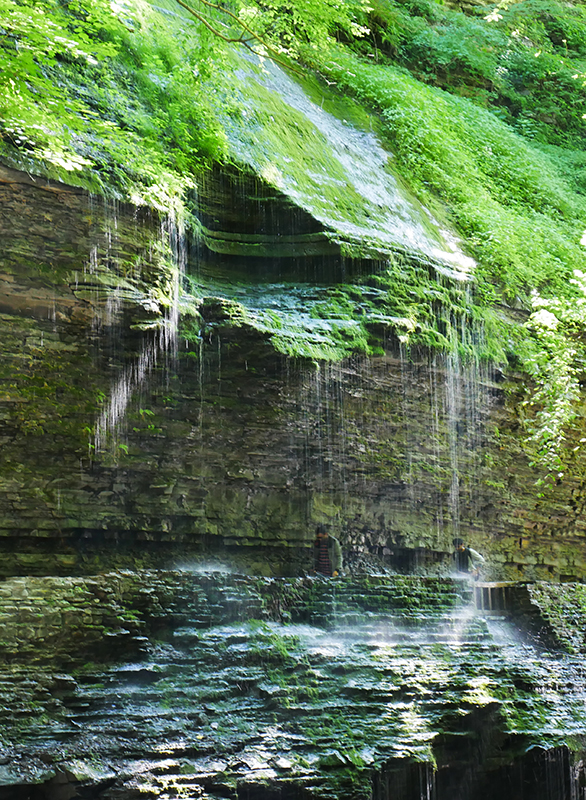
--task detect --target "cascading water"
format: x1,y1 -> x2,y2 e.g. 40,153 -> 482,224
172,47 -> 499,571
50,42 -> 510,583
3,5 -> 586,798
220,52 -> 475,277
439,309 -> 497,552
3,572 -> 586,800
1,109 -> 585,800
93,213 -> 186,454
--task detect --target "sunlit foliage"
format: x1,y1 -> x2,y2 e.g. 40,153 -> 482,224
0,0 -> 226,204
5,0 -> 586,477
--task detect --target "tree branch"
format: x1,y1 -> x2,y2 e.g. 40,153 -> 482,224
171,0 -> 303,76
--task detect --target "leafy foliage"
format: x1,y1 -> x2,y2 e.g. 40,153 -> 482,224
363,0 -> 586,149
5,0 -> 586,477
293,42 -> 586,476
312,50 -> 586,303
170,0 -> 374,60
0,0 -> 116,172
521,274 -> 586,483
0,0 -> 226,205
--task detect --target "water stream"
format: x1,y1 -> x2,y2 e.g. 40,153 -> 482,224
93,214 -> 186,454
221,52 -> 475,277
1,19 -> 584,800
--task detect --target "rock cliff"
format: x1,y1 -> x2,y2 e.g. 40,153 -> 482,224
2,165 -> 586,581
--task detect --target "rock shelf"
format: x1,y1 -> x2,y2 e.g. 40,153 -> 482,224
0,572 -> 584,799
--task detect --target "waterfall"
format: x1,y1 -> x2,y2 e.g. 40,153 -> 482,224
223,52 -> 475,276
93,211 -> 186,455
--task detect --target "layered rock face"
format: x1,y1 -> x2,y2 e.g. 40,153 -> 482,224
3,159 -> 586,800
1,571 -> 586,800
0,165 -> 174,326
2,166 -> 586,580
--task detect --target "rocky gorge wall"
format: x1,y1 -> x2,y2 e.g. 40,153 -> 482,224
5,3 -> 586,799
1,570 -> 586,800
2,165 -> 586,580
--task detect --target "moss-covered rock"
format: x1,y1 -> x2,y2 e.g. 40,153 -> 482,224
1,572 -> 586,799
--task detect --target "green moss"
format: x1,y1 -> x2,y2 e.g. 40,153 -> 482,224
528,582 -> 586,654
0,318 -> 102,453
210,48 -> 463,266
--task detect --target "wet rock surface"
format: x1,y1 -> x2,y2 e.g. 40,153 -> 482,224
0,573 -> 585,800
0,170 -> 586,580
0,165 -> 173,327
3,166 -> 586,583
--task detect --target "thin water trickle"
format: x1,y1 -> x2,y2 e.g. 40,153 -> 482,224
445,344 -> 463,541
94,212 -> 186,454
94,329 -> 162,452
399,342 -> 415,507
428,355 -> 445,546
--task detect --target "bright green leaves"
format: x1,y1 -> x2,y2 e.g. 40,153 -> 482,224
319,50 -> 585,299
0,0 -> 127,177
0,0 -> 226,205
363,0 -> 586,148
0,0 -> 119,172
0,0 -> 117,63
237,0 -> 373,56
170,0 -> 374,64
522,274 -> 586,483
